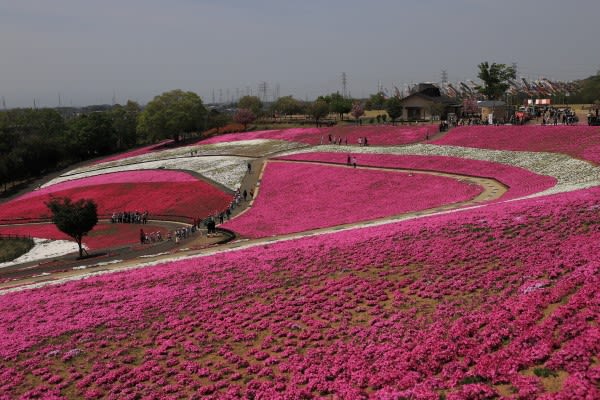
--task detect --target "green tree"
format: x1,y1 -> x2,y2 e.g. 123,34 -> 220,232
476,62 -> 516,100
206,109 -> 230,134
366,92 -> 386,110
307,99 -> 330,127
569,73 -> 600,104
326,92 -> 352,120
233,108 -> 256,131
237,95 -> 263,116
46,197 -> 98,258
385,96 -> 403,125
66,112 -> 117,160
137,89 -> 206,142
110,100 -> 140,149
271,95 -> 303,117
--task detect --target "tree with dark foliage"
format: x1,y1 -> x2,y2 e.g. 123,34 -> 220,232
46,197 -> 98,258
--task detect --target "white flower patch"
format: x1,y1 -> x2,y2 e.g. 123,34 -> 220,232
44,156 -> 251,191
56,139 -> 304,180
0,238 -> 79,269
279,144 -> 600,197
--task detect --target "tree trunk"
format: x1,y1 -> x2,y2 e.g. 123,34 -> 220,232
77,237 -> 84,258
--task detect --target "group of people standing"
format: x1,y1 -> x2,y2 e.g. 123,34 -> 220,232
112,210 -> 149,224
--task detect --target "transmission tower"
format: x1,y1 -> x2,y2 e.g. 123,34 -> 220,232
212,89 -> 216,104
341,72 -> 348,98
512,62 -> 518,76
218,89 -> 223,104
441,70 -> 448,86
1,96 -> 6,110
258,81 -> 268,102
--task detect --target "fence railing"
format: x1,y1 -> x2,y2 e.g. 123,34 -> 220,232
0,233 -> 33,241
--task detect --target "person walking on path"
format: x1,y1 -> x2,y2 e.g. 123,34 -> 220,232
352,157 -> 357,168
247,162 -> 252,174
243,189 -> 248,201
347,154 -> 351,166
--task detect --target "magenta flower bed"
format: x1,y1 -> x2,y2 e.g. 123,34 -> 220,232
0,187 -> 598,398
21,170 -> 201,201
0,171 -> 231,222
200,125 -> 436,146
90,140 -> 173,165
432,125 -> 600,164
278,152 -> 556,200
0,223 -> 167,250
223,162 -> 482,237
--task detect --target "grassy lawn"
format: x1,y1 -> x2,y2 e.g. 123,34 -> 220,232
0,237 -> 34,263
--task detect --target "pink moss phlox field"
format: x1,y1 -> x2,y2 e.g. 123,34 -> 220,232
432,125 -> 600,164
0,223 -> 168,250
90,140 -> 173,165
1,187 -> 599,398
278,152 -> 556,200
200,125 -> 436,146
19,170 -> 200,201
223,162 -> 482,237
0,171 -> 231,222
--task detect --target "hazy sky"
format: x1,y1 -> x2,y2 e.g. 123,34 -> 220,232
1,0 -> 599,107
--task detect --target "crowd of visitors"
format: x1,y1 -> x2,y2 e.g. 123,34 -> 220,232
112,210 -> 149,224
539,108 -> 578,125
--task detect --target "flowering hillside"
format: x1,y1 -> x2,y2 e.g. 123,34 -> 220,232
44,156 -> 251,191
0,171 -> 231,222
200,125 -> 435,146
223,161 -> 482,237
432,125 -> 600,164
0,187 -> 598,398
277,152 -> 556,201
